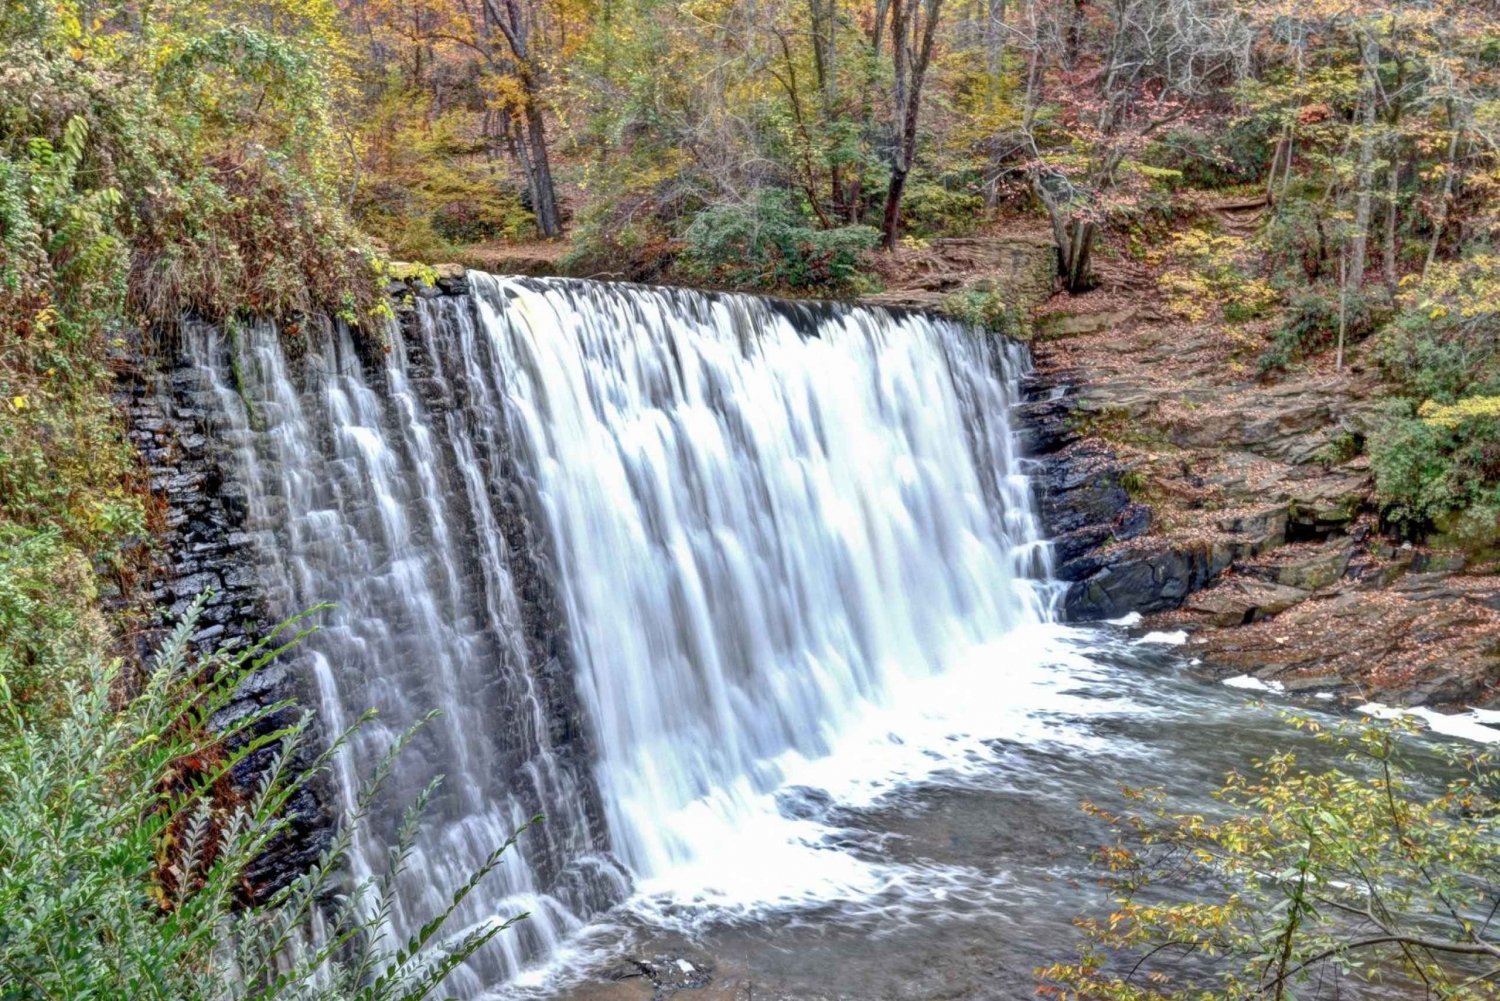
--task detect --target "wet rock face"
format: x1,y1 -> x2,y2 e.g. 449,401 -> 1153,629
1018,369 -> 1165,620
393,282 -> 609,847
116,332 -> 332,898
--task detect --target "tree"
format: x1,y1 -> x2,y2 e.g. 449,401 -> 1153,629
1041,716 -> 1500,1000
880,0 -> 945,248
1012,0 -> 1249,291
478,0 -> 565,237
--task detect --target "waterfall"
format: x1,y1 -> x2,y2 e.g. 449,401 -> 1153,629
183,275 -> 1051,992
183,315 -> 627,995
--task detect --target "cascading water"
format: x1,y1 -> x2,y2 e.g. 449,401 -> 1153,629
183,313 -> 628,994
184,275 -> 1062,995
466,277 -> 1055,893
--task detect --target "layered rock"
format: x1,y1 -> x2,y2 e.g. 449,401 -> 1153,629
114,331 -> 331,896
1021,295 -> 1500,707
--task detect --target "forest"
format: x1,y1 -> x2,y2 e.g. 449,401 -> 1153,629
7,0 -> 1500,997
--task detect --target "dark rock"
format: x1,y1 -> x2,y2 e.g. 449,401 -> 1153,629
1272,539 -> 1354,591
1061,540 -> 1233,621
115,328 -> 324,902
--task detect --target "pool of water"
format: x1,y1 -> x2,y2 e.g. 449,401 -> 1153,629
489,622 -> 1361,1000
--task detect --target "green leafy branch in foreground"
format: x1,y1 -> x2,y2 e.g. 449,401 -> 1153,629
1039,716 -> 1500,1001
0,594 -> 529,1001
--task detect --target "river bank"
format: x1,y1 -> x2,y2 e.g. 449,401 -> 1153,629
1016,252 -> 1500,708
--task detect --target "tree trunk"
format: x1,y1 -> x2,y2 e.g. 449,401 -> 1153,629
523,100 -> 563,238
880,0 -> 944,249
1336,240 -> 1348,371
1382,152 -> 1399,297
985,0 -> 1005,75
881,167 -> 909,250
1065,220 -> 1095,292
1347,30 -> 1380,293
480,0 -> 564,238
1424,111 -> 1461,280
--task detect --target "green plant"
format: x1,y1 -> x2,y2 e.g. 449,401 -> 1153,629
0,596 -> 529,999
901,180 -> 985,238
679,189 -> 880,294
941,285 -> 1021,338
1146,120 -> 1273,190
1370,397 -> 1500,543
1373,258 -> 1500,404
1157,228 -> 1276,328
1118,468 -> 1150,502
1040,715 -> 1500,1000
1259,282 -> 1377,374
0,526 -> 104,721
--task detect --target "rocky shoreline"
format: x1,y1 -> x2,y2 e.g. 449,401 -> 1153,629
1023,282 -> 1500,709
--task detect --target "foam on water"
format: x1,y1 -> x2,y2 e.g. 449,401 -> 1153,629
1358,702 -> 1500,744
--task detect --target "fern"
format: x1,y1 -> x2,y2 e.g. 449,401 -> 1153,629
0,598 -> 530,1001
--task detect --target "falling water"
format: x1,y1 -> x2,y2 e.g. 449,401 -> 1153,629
183,275 -> 1055,993
183,314 -> 628,995
467,277 -> 1054,891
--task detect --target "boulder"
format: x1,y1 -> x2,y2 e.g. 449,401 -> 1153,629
1216,505 -> 1289,558
1036,306 -> 1138,341
1063,539 -> 1234,621
1286,468 -> 1371,534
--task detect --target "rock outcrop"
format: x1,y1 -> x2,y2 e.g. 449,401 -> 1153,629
1021,290 -> 1500,707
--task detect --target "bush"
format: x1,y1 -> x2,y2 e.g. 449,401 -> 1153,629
1041,715 -> 1500,1000
1,19 -> 382,336
0,528 -> 105,720
941,286 -> 1022,338
0,597 -> 529,999
679,189 -> 879,294
561,145 -> 703,281
1146,119 -> 1274,190
1373,258 -> 1500,403
1370,397 -> 1500,541
1157,228 -> 1276,326
355,101 -> 538,257
1259,281 -> 1377,373
901,180 -> 986,238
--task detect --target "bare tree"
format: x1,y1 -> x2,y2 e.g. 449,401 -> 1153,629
1021,0 -> 1250,290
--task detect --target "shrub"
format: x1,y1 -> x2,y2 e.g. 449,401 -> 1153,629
1370,396 -> 1500,541
355,101 -> 538,257
561,145 -> 703,281
1041,715 -> 1500,1000
1146,120 -> 1274,190
679,189 -> 879,294
1372,258 -> 1500,403
1259,281 -> 1377,373
941,286 -> 1022,338
1157,228 -> 1276,327
0,596 -> 529,999
901,180 -> 986,238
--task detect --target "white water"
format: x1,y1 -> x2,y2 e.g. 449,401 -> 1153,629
468,277 -> 1054,904
186,275 -> 1067,994
184,315 -> 627,995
